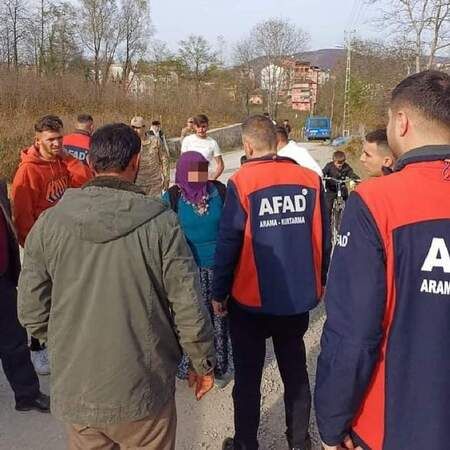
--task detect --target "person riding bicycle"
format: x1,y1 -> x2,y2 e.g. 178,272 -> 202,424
322,150 -> 359,220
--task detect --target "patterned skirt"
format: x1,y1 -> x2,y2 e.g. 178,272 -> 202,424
177,267 -> 232,379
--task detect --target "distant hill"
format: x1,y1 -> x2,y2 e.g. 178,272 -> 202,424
295,49 -> 345,70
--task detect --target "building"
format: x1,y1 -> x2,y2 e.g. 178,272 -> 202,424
259,58 -> 329,112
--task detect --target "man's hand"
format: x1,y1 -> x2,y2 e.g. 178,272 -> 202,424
188,371 -> 214,400
212,299 -> 228,317
322,435 -> 362,450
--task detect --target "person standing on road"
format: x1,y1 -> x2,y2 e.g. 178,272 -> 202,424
360,128 -> 395,177
131,116 -> 170,196
18,123 -> 216,450
283,119 -> 292,137
63,114 -> 94,163
315,70 -> 450,450
11,115 -> 92,375
181,117 -> 196,140
276,126 -> 323,177
0,179 -> 50,414
162,151 -> 231,388
181,114 -> 225,180
213,115 -> 330,450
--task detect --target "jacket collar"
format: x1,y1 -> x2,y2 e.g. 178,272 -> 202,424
245,153 -> 298,164
74,129 -> 91,137
394,145 -> 450,171
83,176 -> 145,194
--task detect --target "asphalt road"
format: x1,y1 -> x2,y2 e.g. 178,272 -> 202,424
0,142 -> 334,450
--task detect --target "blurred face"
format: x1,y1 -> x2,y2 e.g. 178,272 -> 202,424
187,161 -> 209,182
132,125 -> 146,139
187,118 -> 194,128
152,124 -> 161,133
360,141 -> 392,177
195,121 -> 209,138
36,129 -> 63,160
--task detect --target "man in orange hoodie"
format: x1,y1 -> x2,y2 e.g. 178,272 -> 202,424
11,114 -> 92,374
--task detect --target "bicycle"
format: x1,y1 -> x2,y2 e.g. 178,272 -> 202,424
323,176 -> 359,246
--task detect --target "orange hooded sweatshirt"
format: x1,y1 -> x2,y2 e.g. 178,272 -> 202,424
11,145 -> 93,246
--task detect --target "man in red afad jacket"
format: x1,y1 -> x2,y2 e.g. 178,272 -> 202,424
63,113 -> 94,163
315,71 -> 450,450
11,115 -> 92,375
213,115 -> 330,450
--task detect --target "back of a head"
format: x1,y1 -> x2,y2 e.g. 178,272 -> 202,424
35,115 -> 63,133
90,123 -> 141,173
275,126 -> 289,145
365,128 -> 391,155
242,115 -> 277,155
391,70 -> 450,134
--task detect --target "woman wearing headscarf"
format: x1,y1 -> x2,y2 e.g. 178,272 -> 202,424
162,151 -> 231,387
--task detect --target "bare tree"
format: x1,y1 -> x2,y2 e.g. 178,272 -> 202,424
3,0 -> 29,70
118,0 -> 152,91
178,35 -> 218,99
246,18 -> 310,118
427,0 -> 450,68
368,0 -> 450,71
78,0 -> 123,88
233,37 -> 258,116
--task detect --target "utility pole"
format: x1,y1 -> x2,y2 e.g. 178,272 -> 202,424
342,31 -> 354,137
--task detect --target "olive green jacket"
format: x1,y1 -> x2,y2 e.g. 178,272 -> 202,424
18,176 -> 215,426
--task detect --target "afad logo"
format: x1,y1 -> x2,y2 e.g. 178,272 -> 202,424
336,232 -> 351,248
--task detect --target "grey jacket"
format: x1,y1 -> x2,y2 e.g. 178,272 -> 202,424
18,176 -> 215,426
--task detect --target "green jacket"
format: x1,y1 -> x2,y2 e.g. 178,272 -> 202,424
18,176 -> 216,426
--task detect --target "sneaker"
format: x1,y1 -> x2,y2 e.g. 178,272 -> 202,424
222,438 -> 235,450
15,392 -> 50,413
31,348 -> 50,375
214,372 -> 234,389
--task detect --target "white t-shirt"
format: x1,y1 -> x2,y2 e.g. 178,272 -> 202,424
181,134 -> 222,162
277,141 -> 323,177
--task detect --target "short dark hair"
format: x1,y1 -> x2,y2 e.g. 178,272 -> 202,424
35,115 -> 63,133
391,70 -> 450,128
89,123 -> 141,173
365,128 -> 388,145
193,114 -> 209,126
242,115 -> 277,153
332,150 -> 346,161
275,125 -> 289,142
77,114 -> 93,124
151,120 -> 161,126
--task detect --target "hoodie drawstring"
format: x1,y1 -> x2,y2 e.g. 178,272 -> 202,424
443,160 -> 450,181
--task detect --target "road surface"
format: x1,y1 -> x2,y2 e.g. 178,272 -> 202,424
0,143 -> 334,450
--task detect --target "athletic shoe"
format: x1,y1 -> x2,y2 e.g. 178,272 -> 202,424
15,392 -> 50,413
31,348 -> 50,375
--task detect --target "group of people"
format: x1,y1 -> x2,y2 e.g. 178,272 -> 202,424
0,69 -> 450,450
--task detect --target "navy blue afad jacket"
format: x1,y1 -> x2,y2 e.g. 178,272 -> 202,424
315,146 -> 450,450
213,155 -> 330,315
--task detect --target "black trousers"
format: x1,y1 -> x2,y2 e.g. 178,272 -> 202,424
229,302 -> 311,450
0,277 -> 40,402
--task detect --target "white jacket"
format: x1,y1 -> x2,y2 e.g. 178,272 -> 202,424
277,141 -> 323,177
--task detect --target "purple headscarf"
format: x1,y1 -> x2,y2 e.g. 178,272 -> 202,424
175,151 -> 209,204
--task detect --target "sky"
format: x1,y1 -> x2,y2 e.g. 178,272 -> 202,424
151,0 -> 383,56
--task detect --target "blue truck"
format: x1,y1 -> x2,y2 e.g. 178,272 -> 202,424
304,116 -> 332,141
